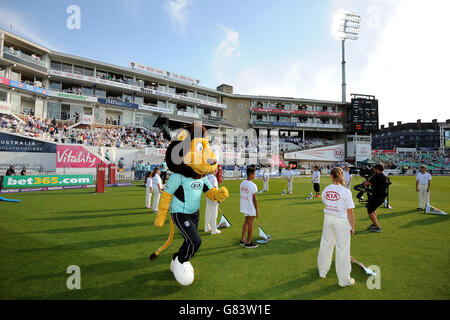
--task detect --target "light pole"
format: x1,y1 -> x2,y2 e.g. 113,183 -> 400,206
332,10 -> 361,103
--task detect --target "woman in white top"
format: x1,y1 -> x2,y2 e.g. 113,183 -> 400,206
145,171 -> 154,209
317,167 -> 356,287
152,167 -> 163,213
204,168 -> 221,234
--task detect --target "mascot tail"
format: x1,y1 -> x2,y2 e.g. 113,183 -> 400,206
150,217 -> 175,260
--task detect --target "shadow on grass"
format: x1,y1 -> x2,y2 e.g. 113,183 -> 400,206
400,215 -> 448,229
52,207 -> 148,214
244,268 -> 341,299
19,270 -> 182,300
16,233 -> 183,253
15,222 -> 154,235
30,211 -> 150,221
378,209 -> 418,221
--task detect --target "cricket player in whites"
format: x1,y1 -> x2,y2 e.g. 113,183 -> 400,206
343,166 -> 352,190
262,166 -> 270,192
285,165 -> 294,194
204,167 -> 221,234
317,167 -> 355,287
416,165 -> 432,210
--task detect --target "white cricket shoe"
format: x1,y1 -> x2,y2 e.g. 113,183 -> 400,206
172,256 -> 194,286
211,229 -> 222,234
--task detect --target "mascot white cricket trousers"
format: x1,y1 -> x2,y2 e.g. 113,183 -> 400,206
317,213 -> 352,286
204,200 -> 219,232
418,184 -> 430,209
153,189 -> 161,212
145,187 -> 153,208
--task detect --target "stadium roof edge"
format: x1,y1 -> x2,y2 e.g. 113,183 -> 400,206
0,28 -> 51,54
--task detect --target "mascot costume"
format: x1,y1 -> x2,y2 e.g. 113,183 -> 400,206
150,122 -> 229,286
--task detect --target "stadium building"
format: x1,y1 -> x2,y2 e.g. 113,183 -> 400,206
0,28 -> 372,168
372,119 -> 450,151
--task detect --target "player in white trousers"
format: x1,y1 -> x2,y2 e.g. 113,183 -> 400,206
204,168 -> 221,234
285,166 -> 293,194
145,171 -> 153,209
343,166 -> 352,190
152,167 -> 163,213
317,167 -> 356,287
416,165 -> 432,210
262,166 -> 270,192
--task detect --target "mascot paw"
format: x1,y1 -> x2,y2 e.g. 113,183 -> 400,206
172,257 -> 194,286
216,187 -> 229,202
154,215 -> 166,228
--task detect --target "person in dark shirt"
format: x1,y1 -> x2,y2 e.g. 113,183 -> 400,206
6,166 -> 16,176
20,167 -> 27,175
363,164 -> 388,233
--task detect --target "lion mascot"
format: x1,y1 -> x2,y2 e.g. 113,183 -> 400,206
150,122 -> 229,286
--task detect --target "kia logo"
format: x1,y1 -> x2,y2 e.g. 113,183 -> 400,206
241,186 -> 249,193
191,182 -> 202,190
333,148 -> 344,158
324,191 -> 341,201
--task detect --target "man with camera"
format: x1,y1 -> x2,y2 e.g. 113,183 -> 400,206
362,164 -> 389,233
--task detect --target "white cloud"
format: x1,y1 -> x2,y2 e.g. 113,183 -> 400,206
0,6 -> 57,50
165,0 -> 193,33
351,0 -> 450,125
212,27 -> 242,84
214,0 -> 450,127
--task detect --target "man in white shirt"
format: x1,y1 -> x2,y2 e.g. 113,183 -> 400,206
312,166 -> 321,198
262,166 -> 270,192
205,168 -> 221,234
343,166 -> 352,190
285,166 -> 294,194
240,166 -> 259,248
416,165 -> 432,210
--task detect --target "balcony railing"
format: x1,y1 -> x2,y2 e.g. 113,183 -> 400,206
3,46 -> 47,68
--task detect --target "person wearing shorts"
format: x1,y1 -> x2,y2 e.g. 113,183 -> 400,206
363,164 -> 387,233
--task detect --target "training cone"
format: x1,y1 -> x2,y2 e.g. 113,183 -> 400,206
217,215 -> 231,229
256,225 -> 271,244
424,203 -> 447,215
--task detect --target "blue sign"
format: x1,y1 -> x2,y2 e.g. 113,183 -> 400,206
0,132 -> 56,153
9,80 -> 48,96
97,98 -> 139,109
272,121 -> 297,127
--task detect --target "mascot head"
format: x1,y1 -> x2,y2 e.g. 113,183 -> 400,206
165,122 -> 218,179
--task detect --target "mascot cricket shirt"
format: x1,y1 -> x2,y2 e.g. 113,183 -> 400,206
165,173 -> 213,214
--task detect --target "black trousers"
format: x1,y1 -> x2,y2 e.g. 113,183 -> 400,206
171,211 -> 201,263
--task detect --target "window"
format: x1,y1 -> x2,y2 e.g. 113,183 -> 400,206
157,100 -> 166,108
0,90 -> 7,102
62,63 -> 73,73
74,65 -> 84,75
50,61 -> 62,71
81,86 -> 93,96
84,67 -> 94,77
50,81 -> 62,90
47,102 -> 61,119
61,104 -> 71,120
95,88 -> 106,98
135,96 -> 144,104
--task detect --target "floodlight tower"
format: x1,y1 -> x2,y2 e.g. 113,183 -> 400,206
332,10 -> 361,103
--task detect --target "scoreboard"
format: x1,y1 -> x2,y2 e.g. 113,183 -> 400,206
349,95 -> 379,133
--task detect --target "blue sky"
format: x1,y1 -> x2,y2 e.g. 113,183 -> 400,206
1,0 -> 449,126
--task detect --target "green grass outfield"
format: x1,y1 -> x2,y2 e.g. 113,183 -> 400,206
0,175 -> 449,300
